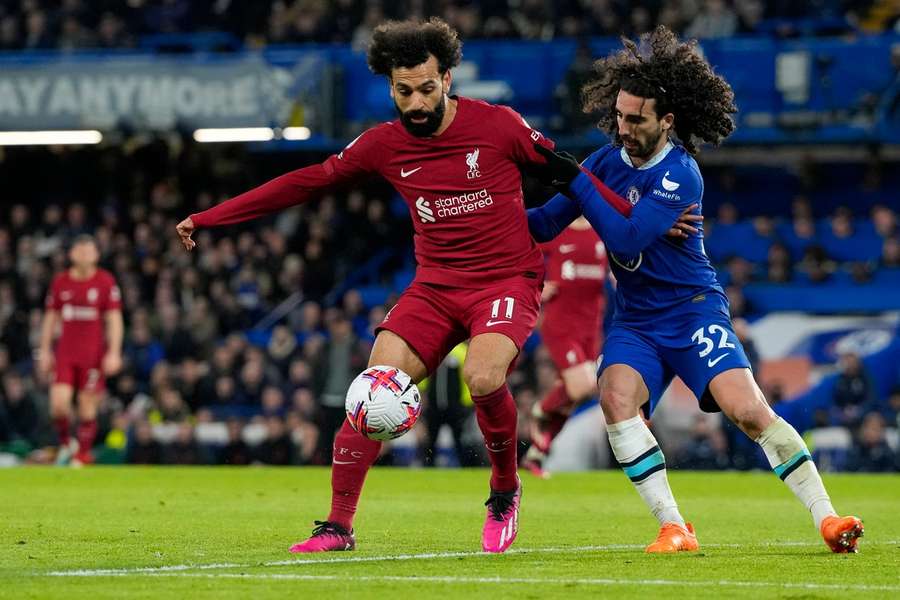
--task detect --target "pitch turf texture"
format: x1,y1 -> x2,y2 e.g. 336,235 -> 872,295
3,468 -> 899,599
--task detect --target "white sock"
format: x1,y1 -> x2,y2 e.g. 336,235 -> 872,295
756,417 -> 836,529
607,415 -> 684,526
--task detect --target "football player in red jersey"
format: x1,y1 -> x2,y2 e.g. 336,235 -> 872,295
522,217 -> 608,478
176,18 -> 697,554
37,235 -> 123,466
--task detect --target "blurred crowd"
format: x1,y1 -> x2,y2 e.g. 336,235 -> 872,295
0,136 -> 898,472
0,0 -> 892,53
708,198 -> 900,317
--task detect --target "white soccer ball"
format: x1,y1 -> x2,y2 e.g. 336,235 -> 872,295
345,365 -> 422,441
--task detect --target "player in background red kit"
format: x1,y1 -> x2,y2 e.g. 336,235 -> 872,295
37,235 -> 123,466
176,18 -> 696,554
522,217 -> 608,478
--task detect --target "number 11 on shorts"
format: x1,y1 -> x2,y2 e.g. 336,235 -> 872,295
487,297 -> 515,326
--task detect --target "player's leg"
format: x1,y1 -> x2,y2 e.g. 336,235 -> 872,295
71,367 -> 103,466
50,382 -> 76,463
674,295 -> 862,553
464,276 -> 541,553
600,330 -> 697,553
708,368 -> 863,552
464,332 -> 523,552
50,357 -> 77,464
291,283 -> 454,553
525,328 -> 601,476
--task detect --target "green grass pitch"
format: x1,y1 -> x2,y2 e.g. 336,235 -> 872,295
3,467 -> 899,599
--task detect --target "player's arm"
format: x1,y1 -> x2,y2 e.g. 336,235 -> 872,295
569,168 -> 699,255
36,308 -> 58,379
102,309 -> 124,376
535,145 -> 701,251
176,129 -> 383,251
527,148 -> 623,242
527,193 -> 582,242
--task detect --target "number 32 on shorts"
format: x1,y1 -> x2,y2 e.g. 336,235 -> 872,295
486,297 -> 515,327
692,324 -> 735,368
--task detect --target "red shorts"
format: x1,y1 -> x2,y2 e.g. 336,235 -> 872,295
54,355 -> 105,393
376,276 -> 542,374
542,328 -> 602,372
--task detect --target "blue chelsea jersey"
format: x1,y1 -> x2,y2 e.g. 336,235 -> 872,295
580,142 -> 723,319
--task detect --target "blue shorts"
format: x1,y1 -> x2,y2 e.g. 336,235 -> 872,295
598,292 -> 751,417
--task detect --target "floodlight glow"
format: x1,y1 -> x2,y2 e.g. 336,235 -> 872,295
282,127 -> 311,140
193,128 -> 275,143
0,130 -> 103,146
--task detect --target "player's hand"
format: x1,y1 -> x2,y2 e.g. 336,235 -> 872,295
102,351 -> 122,376
36,349 -> 54,380
666,204 -> 703,239
176,217 -> 196,251
541,281 -> 559,302
532,143 -> 582,190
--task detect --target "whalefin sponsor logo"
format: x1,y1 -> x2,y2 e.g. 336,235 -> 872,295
661,170 -> 680,191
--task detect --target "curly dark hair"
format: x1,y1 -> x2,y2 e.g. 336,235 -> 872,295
367,18 -> 463,77
582,26 -> 737,154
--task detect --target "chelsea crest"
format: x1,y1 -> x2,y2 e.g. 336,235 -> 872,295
627,186 -> 641,206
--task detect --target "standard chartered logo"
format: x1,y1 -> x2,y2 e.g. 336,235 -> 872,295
415,189 -> 494,224
416,197 -> 435,223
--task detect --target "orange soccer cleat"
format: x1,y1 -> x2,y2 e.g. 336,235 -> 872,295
645,522 -> 699,553
820,515 -> 864,553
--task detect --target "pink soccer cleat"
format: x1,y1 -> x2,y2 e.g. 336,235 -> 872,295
482,480 -> 522,553
289,521 -> 356,553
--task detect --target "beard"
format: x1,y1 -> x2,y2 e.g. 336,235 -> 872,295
619,127 -> 664,160
397,95 -> 446,137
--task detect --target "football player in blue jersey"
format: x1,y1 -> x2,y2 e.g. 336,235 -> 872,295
528,25 -> 863,554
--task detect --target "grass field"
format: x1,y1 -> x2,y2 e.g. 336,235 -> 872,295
3,467 -> 899,599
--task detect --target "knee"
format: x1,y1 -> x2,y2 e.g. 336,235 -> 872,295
727,403 -> 771,439
463,365 -> 505,397
599,387 -> 636,420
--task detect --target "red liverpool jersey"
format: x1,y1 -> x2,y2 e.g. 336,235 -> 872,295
540,225 -> 608,335
45,269 -> 121,362
190,96 -> 554,287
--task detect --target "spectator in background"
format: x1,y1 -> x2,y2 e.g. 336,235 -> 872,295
766,241 -> 794,283
312,310 -> 369,457
881,236 -> 900,268
555,41 -> 596,133
267,325 -> 299,377
675,415 -> 731,470
799,245 -> 834,283
165,422 -> 205,465
846,412 -> 897,472
126,420 -> 163,464
832,352 -> 877,427
221,419 -> 252,465
0,371 -> 43,449
257,415 -> 293,465
871,205 -> 897,238
420,343 -> 477,467
685,0 -> 738,39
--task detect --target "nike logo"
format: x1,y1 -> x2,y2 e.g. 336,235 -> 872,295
707,353 -> 730,368
400,167 -> 422,178
559,244 -> 576,253
486,320 -> 512,327
487,440 -> 512,452
332,460 -> 358,465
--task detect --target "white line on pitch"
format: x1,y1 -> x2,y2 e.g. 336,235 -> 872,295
45,540 -> 897,578
88,572 -> 900,592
